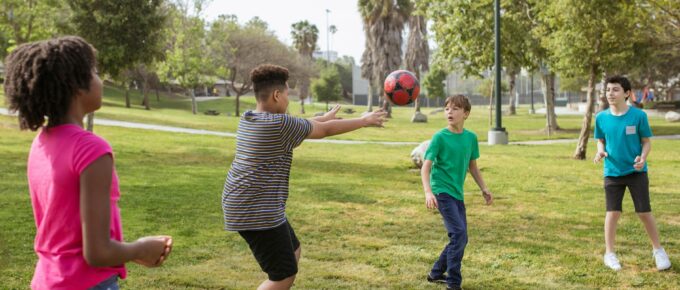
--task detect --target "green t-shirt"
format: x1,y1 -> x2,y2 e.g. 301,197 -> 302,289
424,128 -> 479,201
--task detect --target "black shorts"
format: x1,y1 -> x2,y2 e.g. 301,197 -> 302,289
604,172 -> 651,213
238,221 -> 300,281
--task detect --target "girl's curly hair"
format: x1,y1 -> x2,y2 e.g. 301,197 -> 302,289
4,36 -> 96,131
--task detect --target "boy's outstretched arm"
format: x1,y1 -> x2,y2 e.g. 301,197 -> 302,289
307,109 -> 386,139
469,159 -> 493,205
421,160 -> 438,209
634,137 -> 651,170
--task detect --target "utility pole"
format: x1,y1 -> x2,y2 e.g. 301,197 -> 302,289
488,0 -> 508,145
326,9 -> 331,65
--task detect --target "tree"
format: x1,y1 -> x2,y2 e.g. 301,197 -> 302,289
311,66 -> 342,110
68,0 -> 167,129
404,11 -> 430,122
0,0 -> 70,57
540,0 -> 640,160
628,0 -> 680,102
291,20 -> 319,114
224,19 -> 301,116
157,0 -> 212,115
523,0 -> 561,133
419,0 -> 534,116
422,64 -> 447,102
207,14 -> 239,100
359,0 -> 412,118
360,28 -> 376,112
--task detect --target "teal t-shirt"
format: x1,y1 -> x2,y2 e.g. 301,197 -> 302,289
594,106 -> 653,177
424,128 -> 479,201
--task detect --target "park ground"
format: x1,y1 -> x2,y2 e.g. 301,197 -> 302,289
1,88 -> 679,289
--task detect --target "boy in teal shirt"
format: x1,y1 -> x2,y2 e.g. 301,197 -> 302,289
594,75 -> 671,271
421,95 -> 493,290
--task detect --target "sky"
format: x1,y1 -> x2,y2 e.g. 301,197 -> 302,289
204,0 -> 366,63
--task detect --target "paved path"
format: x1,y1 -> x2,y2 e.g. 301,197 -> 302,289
2,108 -> 678,146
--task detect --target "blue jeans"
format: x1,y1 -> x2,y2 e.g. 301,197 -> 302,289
430,193 -> 467,287
89,275 -> 119,290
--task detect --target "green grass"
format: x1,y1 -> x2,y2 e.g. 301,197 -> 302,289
5,84 -> 678,143
1,113 -> 679,289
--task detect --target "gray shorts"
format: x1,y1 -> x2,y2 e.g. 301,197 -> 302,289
604,172 -> 651,213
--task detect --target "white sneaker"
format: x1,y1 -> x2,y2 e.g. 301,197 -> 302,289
653,248 -> 671,271
604,252 -> 622,271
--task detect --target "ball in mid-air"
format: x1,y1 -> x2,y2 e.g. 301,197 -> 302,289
383,70 -> 420,106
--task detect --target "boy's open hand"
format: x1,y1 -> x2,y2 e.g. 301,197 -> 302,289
323,104 -> 342,121
593,151 -> 608,163
425,192 -> 438,210
482,190 -> 493,205
361,109 -> 387,127
633,155 -> 645,171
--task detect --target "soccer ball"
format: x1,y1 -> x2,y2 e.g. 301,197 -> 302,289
383,70 -> 420,106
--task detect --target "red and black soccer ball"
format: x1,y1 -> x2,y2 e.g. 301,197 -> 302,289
383,70 -> 420,106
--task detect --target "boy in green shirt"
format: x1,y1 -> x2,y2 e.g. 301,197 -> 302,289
421,95 -> 493,290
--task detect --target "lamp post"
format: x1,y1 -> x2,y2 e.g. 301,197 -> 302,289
325,9 -> 331,65
488,0 -> 508,145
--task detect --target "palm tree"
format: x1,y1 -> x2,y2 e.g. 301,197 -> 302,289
359,0 -> 412,118
291,20 -> 319,114
361,30 -> 376,112
405,13 -> 429,122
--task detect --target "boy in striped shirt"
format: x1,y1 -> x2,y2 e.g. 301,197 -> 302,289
223,64 -> 386,289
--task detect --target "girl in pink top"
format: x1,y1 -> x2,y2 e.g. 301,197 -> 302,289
4,36 -> 173,290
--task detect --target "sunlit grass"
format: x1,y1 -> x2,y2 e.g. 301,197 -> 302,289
1,114 -> 678,289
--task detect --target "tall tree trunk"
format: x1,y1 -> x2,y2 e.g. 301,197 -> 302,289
86,112 -> 94,132
235,94 -> 241,117
573,64 -> 598,160
382,99 -> 392,118
415,96 -> 422,112
190,89 -> 197,115
300,80 -> 308,114
125,87 -> 130,108
541,71 -> 559,135
598,71 -> 609,112
367,83 -> 373,112
508,73 -> 516,115
142,80 -> 150,110
155,87 -> 160,102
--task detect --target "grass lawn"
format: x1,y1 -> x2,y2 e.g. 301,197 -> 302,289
1,112 -> 679,289
5,84 -> 679,143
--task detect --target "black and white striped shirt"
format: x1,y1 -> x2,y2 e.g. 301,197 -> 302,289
223,111 -> 312,231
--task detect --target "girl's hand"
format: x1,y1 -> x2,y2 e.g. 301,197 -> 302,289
133,236 -> 172,267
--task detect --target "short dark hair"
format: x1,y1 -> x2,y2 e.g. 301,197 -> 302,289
606,75 -> 631,93
250,64 -> 289,102
444,94 -> 471,112
4,36 -> 96,131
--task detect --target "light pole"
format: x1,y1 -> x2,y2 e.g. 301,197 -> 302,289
488,0 -> 508,145
325,9 -> 331,65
